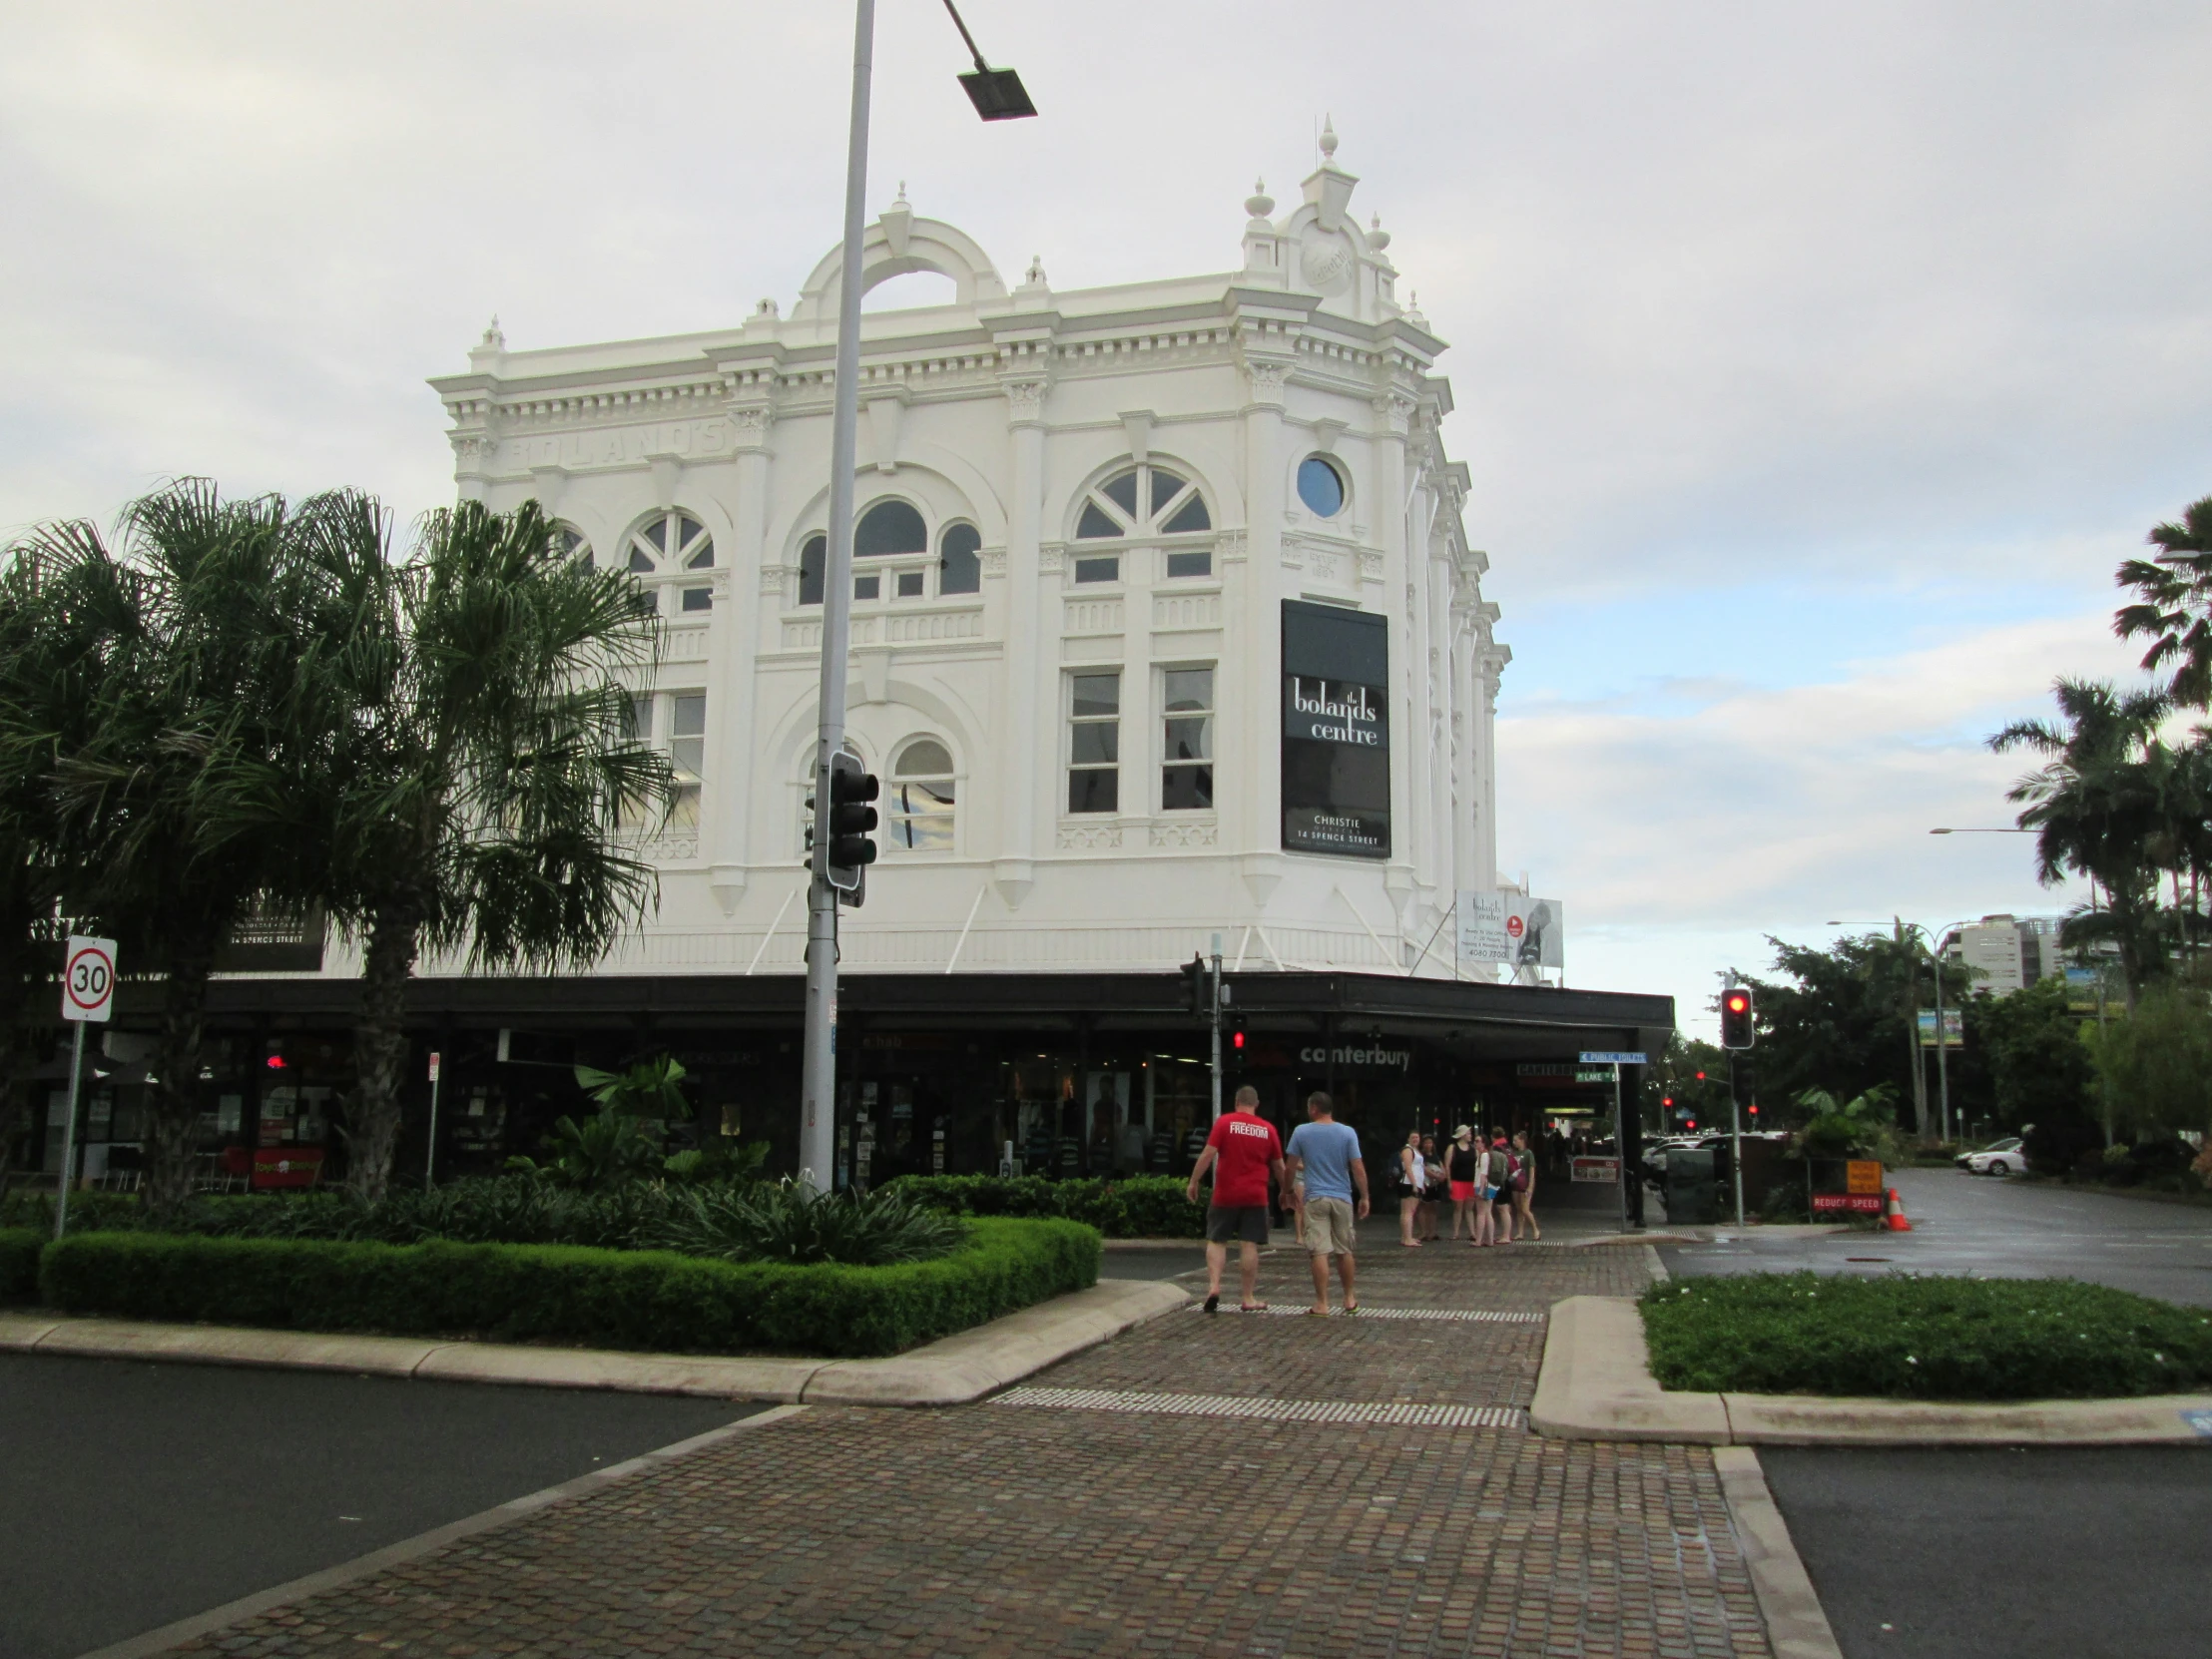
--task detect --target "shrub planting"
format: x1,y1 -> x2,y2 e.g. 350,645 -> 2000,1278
887,1175 -> 1206,1238
1642,1272 -> 2212,1400
654,1183 -> 964,1266
0,1190 -> 145,1236
38,1216 -> 1098,1359
0,1228 -> 40,1301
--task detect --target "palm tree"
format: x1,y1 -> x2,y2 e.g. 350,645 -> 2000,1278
2115,493 -> 2212,707
278,493 -> 673,1201
0,536 -> 146,1190
26,482 -> 322,1218
1990,678 -> 2170,1007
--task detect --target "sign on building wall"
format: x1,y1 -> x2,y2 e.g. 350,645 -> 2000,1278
1457,891 -> 1565,971
1280,601 -> 1390,858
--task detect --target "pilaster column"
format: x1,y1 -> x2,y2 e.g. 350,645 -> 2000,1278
710,402 -> 773,913
1238,349 -> 1291,899
994,372 -> 1048,907
1372,390 -> 1416,925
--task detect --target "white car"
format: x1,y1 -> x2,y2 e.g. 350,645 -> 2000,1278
1957,1137 -> 2026,1177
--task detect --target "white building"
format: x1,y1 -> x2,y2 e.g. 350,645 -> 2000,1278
1950,915 -> 2060,997
428,129 -> 1505,982
187,131 -> 1668,1191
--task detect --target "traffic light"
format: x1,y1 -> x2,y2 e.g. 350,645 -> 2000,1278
1181,953 -> 1207,1018
1229,1013 -> 1248,1053
1720,986 -> 1756,1050
824,753 -> 878,904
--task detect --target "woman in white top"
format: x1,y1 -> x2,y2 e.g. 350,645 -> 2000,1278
1397,1130 -> 1425,1247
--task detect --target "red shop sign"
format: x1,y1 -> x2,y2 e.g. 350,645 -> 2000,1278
252,1147 -> 326,1190
1811,1193 -> 1885,1214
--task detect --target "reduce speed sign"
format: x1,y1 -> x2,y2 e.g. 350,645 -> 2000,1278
62,935 -> 117,1023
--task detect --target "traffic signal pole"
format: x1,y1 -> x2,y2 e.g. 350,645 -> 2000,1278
800,0 -> 874,1192
1208,932 -> 1223,1121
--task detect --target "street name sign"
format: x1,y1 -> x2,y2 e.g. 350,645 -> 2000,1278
1577,1051 -> 1645,1066
62,936 -> 117,1023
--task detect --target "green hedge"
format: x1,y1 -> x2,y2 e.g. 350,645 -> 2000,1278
0,1228 -> 40,1303
38,1216 -> 1099,1359
1643,1273 -> 2212,1400
0,1190 -> 144,1236
886,1175 -> 1206,1239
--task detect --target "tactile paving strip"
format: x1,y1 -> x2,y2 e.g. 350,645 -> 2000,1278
991,1385 -> 1527,1429
1184,1303 -> 1546,1324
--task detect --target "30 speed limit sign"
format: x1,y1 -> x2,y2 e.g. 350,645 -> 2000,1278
62,935 -> 117,1023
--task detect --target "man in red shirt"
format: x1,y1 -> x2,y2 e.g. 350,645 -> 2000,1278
1185,1084 -> 1287,1313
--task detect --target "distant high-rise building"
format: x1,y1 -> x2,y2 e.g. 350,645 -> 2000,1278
1946,915 -> 2060,996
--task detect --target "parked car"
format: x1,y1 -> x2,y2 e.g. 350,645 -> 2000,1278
1957,1136 -> 2026,1177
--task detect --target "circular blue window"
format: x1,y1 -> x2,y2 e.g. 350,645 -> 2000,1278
1297,455 -> 1346,517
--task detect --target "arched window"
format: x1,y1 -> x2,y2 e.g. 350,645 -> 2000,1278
556,524 -> 592,568
627,510 -> 713,572
799,535 -> 826,606
887,740 -> 956,851
855,500 -> 927,558
938,524 -> 981,596
1071,464 -> 1214,581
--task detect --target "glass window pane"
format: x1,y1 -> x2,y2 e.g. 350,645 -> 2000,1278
680,586 -> 712,611
676,511 -> 704,549
800,536 -> 826,605
673,695 -> 706,738
1165,550 -> 1211,579
629,548 -> 655,574
1148,469 -> 1185,517
896,571 -> 924,598
671,738 -> 704,780
670,784 -> 701,829
1164,717 -> 1212,762
897,741 -> 952,779
855,499 -> 928,556
939,524 -> 981,595
559,527 -> 591,567
643,516 -> 668,552
1067,769 -> 1119,815
854,574 -> 880,600
1101,470 -> 1140,518
1076,502 -> 1122,539
1163,669 -> 1212,712
1073,556 -> 1119,584
1161,494 -> 1212,534
1162,766 -> 1213,812
685,542 -> 715,570
1071,674 -> 1120,716
1297,456 -> 1346,517
1070,724 -> 1119,766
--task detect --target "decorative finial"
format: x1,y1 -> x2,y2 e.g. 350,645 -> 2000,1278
1023,254 -> 1048,286
1368,213 -> 1390,254
480,313 -> 505,348
1320,116 -> 1339,161
1405,289 -> 1426,327
895,180 -> 909,205
755,296 -> 780,317
1245,177 -> 1275,221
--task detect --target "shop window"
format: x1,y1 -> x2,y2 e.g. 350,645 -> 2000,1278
888,740 -> 956,851
1067,672 -> 1120,815
939,523 -> 982,595
1161,667 -> 1214,811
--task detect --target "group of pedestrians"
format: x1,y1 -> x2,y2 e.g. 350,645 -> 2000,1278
1184,1089 -> 1539,1317
1399,1126 -> 1540,1248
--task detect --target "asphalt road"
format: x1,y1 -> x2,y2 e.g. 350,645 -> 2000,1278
1763,1444 -> 2212,1659
0,1355 -> 756,1659
1659,1167 -> 2212,1306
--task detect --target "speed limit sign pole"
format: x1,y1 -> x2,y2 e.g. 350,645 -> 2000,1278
56,935 -> 118,1240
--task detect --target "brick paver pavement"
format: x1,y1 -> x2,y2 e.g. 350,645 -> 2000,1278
161,1242 -> 1776,1659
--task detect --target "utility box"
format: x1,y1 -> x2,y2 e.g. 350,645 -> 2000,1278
1665,1147 -> 1721,1226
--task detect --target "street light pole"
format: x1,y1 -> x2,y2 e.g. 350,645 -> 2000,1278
799,0 -> 877,1191
800,1 -> 1034,1189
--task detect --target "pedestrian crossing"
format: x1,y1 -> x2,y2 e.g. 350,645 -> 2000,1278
991,1384 -> 1526,1429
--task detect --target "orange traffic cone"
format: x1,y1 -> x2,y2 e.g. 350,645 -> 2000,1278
1885,1187 -> 1913,1232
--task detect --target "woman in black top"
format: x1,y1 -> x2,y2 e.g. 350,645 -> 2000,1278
1446,1126 -> 1480,1241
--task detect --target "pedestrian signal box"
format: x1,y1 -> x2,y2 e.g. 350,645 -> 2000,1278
1720,986 -> 1755,1050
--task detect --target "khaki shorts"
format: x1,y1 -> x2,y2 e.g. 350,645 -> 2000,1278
1304,1196 -> 1357,1257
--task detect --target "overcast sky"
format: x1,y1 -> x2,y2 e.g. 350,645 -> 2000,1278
5,2 -> 2206,1035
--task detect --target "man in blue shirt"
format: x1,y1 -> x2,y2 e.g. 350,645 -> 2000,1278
1283,1091 -> 1370,1315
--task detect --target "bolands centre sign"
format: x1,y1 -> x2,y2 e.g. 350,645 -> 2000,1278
1281,600 -> 1390,858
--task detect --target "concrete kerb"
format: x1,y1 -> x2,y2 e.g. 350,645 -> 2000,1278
0,1278 -> 1190,1409
70,1403 -> 811,1659
1713,1446 -> 1845,1659
1530,1294 -> 2212,1446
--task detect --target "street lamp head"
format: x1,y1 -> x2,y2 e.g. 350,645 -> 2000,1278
1930,828 -> 1952,834
959,65 -> 1036,120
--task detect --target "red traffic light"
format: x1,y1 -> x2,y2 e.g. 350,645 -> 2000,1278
1232,1030 -> 1245,1049
1720,986 -> 1756,1050
266,1055 -> 286,1070
1661,1095 -> 1673,1107
1694,1070 -> 1706,1081
1748,1104 -> 1759,1116
1686,1120 -> 1696,1130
